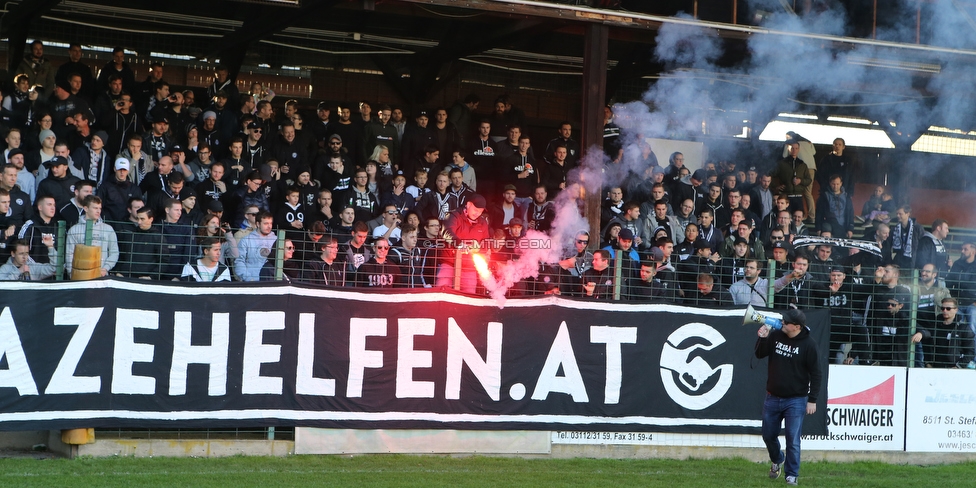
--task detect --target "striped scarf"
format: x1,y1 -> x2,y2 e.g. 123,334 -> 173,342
891,219 -> 915,259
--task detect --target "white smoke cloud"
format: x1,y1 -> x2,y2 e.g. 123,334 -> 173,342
479,152 -> 603,306
480,0 -> 976,303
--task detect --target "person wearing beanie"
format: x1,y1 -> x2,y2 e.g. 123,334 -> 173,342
24,129 -> 57,177
143,113 -> 173,163
179,186 -> 203,223
197,110 -> 223,160
72,130 -> 112,186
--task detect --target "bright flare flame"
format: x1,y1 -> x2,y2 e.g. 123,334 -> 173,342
471,252 -> 492,281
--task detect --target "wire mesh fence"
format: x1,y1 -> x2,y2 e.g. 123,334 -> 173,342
94,427 -> 294,441
1,213 -> 967,441
27,216 -> 971,374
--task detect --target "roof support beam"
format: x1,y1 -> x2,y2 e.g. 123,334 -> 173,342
581,23 -> 609,246
397,0 -> 976,61
372,18 -> 554,105
605,45 -> 663,102
206,0 -> 340,78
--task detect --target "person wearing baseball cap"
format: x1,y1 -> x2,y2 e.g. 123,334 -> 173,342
436,193 -> 490,293
488,183 -> 524,230
469,193 -> 486,211
42,155 -> 67,170
770,240 -> 792,269
606,226 -> 641,296
95,157 -> 140,223
873,290 -> 913,367
145,110 -> 173,163
823,264 -> 870,365
756,306 -> 822,487
321,133 -> 346,165
36,156 -> 79,212
308,102 -> 332,145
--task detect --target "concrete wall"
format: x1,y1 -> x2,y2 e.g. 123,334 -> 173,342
3,429 -> 976,463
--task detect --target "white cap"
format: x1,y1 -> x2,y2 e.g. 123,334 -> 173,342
114,157 -> 130,171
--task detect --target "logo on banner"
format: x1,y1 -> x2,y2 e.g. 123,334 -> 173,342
659,323 -> 733,410
829,375 -> 895,405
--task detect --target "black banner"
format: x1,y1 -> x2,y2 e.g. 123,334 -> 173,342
0,280 -> 829,434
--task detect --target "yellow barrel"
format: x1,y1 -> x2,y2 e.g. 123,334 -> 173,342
61,428 -> 95,445
70,244 -> 102,281
66,246 -> 102,446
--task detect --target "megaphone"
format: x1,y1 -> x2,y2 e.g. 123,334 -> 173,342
743,305 -> 782,330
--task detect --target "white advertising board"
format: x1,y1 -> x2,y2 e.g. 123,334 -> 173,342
554,365 -> 905,451
550,430 -> 765,448
801,365 -> 905,451
906,368 -> 976,453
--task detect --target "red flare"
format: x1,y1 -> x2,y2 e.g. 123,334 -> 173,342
471,252 -> 492,281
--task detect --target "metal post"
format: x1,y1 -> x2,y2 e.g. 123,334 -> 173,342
916,4 -> 921,44
56,221 -> 66,281
766,259 -> 776,307
274,230 -> 285,281
872,0 -> 878,39
908,268 -> 919,367
613,252 -> 622,301
84,219 -> 94,246
453,249 -> 462,291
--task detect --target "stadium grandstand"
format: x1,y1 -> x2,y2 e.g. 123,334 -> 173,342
1,0 -> 976,452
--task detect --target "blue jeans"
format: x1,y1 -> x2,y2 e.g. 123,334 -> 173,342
762,394 -> 807,480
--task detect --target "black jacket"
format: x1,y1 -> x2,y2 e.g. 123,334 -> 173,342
302,259 -> 346,287
37,174 -> 80,211
755,326 -> 823,403
116,223 -> 164,278
3,185 -> 34,230
18,216 -> 60,264
96,177 -> 143,223
919,319 -> 975,368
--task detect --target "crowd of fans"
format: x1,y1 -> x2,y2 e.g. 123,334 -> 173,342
593,134 -> 974,370
0,41 -> 973,370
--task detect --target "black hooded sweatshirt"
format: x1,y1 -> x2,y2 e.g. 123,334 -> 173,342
755,326 -> 823,403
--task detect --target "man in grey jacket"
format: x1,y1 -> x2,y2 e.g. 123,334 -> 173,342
64,196 -> 119,277
0,237 -> 58,280
235,210 -> 277,281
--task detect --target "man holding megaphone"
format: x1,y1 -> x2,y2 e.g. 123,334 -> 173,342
753,308 -> 822,487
